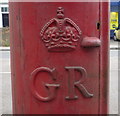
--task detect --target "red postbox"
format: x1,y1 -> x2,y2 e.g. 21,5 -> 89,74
9,1 -> 109,114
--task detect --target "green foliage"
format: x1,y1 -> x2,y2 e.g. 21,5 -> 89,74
0,27 -> 10,47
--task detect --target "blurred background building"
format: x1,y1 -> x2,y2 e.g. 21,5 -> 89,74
0,0 -> 9,28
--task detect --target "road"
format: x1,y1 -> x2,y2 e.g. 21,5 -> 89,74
0,50 -> 119,114
0,51 -> 11,114
109,50 -> 119,114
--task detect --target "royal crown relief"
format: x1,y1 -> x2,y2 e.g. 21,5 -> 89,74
40,7 -> 81,52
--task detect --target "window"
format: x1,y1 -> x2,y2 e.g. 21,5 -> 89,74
1,7 -> 9,12
1,7 -> 4,12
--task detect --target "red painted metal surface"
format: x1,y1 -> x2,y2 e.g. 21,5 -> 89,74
9,2 -> 109,114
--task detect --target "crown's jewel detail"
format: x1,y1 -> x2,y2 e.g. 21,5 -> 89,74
40,7 -> 82,52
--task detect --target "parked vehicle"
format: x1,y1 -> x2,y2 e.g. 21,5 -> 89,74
113,24 -> 120,41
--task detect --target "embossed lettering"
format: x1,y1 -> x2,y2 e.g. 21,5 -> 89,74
30,66 -> 94,102
65,66 -> 93,100
30,67 -> 60,102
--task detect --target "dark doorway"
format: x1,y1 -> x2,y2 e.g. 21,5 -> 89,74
2,14 -> 9,27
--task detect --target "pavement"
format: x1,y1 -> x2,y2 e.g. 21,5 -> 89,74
110,39 -> 120,49
0,47 -> 10,51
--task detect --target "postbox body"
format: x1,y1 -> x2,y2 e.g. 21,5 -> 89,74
9,2 -> 109,114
